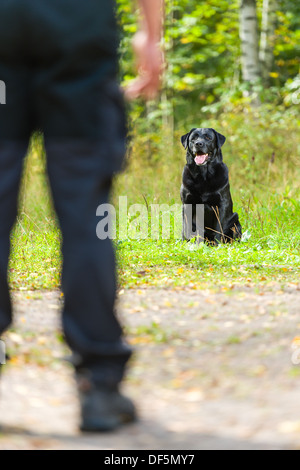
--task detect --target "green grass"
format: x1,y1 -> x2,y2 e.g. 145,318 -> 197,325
10,223 -> 61,290
9,136 -> 62,290
116,237 -> 299,289
8,109 -> 300,291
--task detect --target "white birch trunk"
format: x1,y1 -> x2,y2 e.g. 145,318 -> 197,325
239,0 -> 261,83
259,0 -> 278,81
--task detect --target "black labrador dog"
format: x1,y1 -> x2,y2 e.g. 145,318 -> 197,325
180,127 -> 242,243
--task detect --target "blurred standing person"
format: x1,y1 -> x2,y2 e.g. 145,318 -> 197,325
0,0 -> 163,432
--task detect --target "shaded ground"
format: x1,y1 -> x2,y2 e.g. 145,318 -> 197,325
0,285 -> 300,450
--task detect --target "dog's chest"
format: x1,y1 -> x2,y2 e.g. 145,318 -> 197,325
184,175 -> 221,204
182,164 -> 228,205
196,190 -> 221,206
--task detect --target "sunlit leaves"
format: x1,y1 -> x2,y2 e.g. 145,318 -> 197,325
117,0 -> 299,115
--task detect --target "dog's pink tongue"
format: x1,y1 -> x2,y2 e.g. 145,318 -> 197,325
195,154 -> 207,165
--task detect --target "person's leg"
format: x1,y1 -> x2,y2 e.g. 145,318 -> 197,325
0,42 -> 32,337
29,0 -> 134,429
44,139 -> 135,431
0,142 -> 28,335
33,13 -> 131,394
44,140 -> 131,387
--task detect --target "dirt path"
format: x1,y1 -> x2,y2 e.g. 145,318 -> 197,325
0,285 -> 300,450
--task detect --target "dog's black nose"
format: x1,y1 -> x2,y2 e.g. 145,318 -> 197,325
196,141 -> 204,148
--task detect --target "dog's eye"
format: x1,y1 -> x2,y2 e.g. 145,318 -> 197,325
204,135 -> 212,141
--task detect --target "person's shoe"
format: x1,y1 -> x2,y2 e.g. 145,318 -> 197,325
77,377 -> 137,432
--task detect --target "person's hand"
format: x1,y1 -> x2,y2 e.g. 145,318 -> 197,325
124,30 -> 163,101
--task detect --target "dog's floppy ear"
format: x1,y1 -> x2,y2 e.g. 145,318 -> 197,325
181,128 -> 196,150
211,129 -> 226,148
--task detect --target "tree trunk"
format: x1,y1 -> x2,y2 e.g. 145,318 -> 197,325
259,0 -> 278,82
239,0 -> 261,85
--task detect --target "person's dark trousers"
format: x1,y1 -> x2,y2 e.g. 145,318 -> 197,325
0,143 -> 27,335
45,140 -> 132,387
0,0 -> 132,389
0,139 -> 132,387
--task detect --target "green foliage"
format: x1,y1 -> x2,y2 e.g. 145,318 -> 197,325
117,0 -> 300,124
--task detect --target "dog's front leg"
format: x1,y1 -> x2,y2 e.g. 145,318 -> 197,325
182,203 -> 204,242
